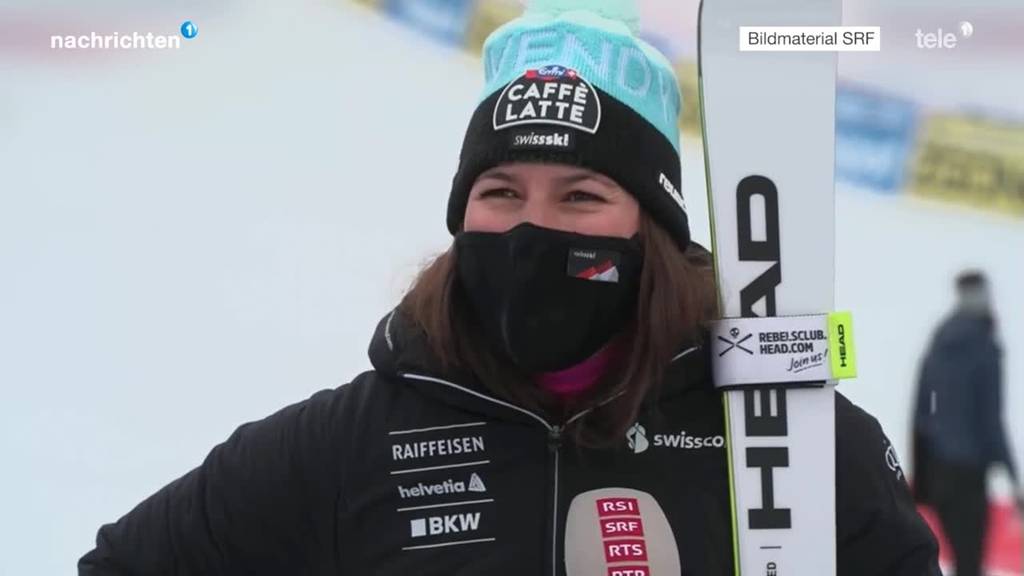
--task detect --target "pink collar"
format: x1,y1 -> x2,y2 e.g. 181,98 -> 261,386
536,339 -> 626,399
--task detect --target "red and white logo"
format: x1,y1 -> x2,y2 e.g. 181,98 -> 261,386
566,489 -> 680,576
597,497 -> 641,517
575,259 -> 619,282
604,539 -> 648,563
595,498 -> 653,573
601,518 -> 645,538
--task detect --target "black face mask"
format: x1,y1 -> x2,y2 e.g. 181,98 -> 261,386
454,223 -> 643,373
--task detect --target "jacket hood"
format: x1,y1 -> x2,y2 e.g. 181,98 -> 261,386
367,307 -> 450,382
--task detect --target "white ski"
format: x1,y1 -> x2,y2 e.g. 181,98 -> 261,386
699,0 -> 842,574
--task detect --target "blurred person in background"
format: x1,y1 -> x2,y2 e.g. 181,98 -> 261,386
79,1 -> 940,574
912,270 -> 1023,576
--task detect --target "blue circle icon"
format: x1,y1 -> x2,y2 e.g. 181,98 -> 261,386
180,21 -> 198,39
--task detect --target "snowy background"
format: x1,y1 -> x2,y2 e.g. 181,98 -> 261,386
1,0 -> 1021,573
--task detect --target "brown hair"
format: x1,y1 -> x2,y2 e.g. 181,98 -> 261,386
398,212 -> 718,446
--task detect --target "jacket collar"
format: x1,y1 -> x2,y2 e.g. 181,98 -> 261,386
368,308 -> 714,425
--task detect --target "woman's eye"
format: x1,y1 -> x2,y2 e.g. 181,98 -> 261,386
479,188 -> 518,200
566,190 -> 605,203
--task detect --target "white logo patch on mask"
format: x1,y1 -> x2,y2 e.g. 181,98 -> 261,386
493,66 -> 602,134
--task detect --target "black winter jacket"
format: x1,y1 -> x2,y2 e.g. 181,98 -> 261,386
80,310 -> 940,576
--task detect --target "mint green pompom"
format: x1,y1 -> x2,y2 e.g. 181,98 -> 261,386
525,0 -> 641,34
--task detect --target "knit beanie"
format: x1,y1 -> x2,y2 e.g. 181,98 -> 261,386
447,0 -> 689,250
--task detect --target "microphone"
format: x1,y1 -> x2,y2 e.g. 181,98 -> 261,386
564,488 -> 681,576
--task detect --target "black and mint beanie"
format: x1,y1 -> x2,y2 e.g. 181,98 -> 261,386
447,0 -> 689,250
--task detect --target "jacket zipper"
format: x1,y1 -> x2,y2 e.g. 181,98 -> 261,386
548,425 -> 562,576
402,373 -> 600,576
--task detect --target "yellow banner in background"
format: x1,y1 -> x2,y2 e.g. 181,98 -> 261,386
911,115 -> 1024,217
673,60 -> 702,136
465,0 -> 523,56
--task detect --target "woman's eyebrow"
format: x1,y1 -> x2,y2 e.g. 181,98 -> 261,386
556,173 -> 619,190
477,170 -> 516,183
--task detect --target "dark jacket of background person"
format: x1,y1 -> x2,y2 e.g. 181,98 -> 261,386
913,311 -> 1016,479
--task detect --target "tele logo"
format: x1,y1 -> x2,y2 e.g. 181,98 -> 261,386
915,22 -> 973,49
